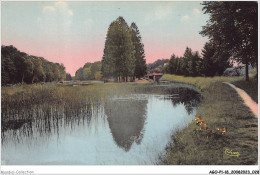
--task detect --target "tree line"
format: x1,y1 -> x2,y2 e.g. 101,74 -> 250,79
1,45 -> 68,86
74,61 -> 102,81
166,2 -> 257,79
165,45 -> 230,77
101,17 -> 146,82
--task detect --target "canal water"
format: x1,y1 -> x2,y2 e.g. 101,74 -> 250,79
1,87 -> 201,165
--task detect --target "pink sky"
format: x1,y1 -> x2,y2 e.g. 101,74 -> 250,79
2,37 -> 206,76
2,1 -> 209,76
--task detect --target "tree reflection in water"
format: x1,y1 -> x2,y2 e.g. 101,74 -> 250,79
105,97 -> 148,151
1,86 -> 202,165
169,88 -> 201,115
2,88 -> 200,151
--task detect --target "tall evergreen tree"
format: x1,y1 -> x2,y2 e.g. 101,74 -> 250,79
167,54 -> 177,74
182,47 -> 192,76
66,73 -> 72,81
201,42 -> 217,76
130,22 -> 146,79
102,17 -> 135,82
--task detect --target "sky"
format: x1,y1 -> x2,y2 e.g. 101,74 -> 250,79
2,1 -> 209,76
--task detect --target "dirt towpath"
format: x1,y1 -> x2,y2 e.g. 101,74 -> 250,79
224,82 -> 258,118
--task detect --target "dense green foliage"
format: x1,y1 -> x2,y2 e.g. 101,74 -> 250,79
165,46 -> 229,77
66,73 -> 72,81
130,22 -> 147,79
200,1 -> 258,80
1,45 -> 66,86
101,17 -> 146,81
74,61 -> 102,80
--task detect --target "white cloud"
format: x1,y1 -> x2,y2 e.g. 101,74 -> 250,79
38,1 -> 74,39
42,6 -> 56,13
55,1 -> 67,6
181,15 -> 190,22
144,5 -> 173,24
68,10 -> 73,16
154,6 -> 173,20
55,1 -> 68,11
193,8 -> 200,14
42,2 -> 73,17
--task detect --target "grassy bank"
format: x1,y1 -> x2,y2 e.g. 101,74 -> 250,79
231,78 -> 258,103
161,74 -> 258,165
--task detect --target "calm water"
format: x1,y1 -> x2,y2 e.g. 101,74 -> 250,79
1,87 -> 201,165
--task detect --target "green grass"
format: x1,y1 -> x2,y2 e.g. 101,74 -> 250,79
162,74 -> 243,90
162,74 -> 258,165
231,78 -> 258,103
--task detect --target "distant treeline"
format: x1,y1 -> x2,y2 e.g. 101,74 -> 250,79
165,45 -> 230,77
1,45 -> 69,86
74,61 -> 102,81
146,44 -> 230,77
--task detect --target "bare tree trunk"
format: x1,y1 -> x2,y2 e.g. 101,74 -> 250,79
21,74 -> 24,84
245,61 -> 249,81
32,76 -> 34,84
